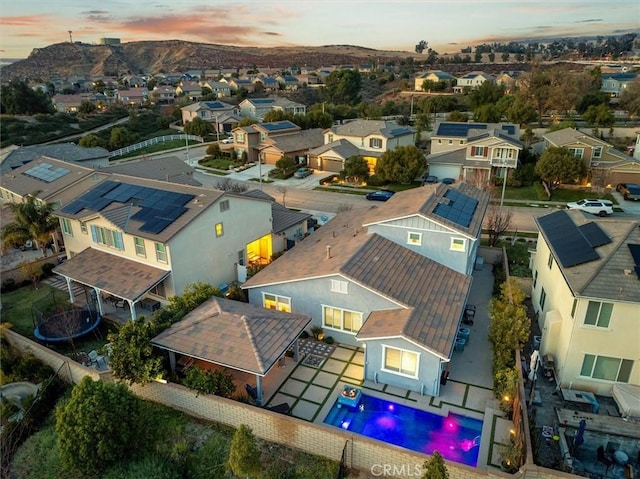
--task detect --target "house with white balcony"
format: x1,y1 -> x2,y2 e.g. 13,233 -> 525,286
308,119 -> 415,173
426,122 -> 522,183
238,98 -> 306,122
600,72 -> 637,98
531,209 -> 640,396
413,70 -> 455,91
453,71 -> 495,93
181,101 -> 240,133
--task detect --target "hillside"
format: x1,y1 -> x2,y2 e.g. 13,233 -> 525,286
0,41 -> 413,80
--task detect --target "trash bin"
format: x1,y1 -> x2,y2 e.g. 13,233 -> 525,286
454,338 -> 466,352
458,327 -> 471,343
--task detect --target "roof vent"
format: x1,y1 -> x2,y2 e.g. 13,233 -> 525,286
623,269 -> 632,276
326,245 -> 332,259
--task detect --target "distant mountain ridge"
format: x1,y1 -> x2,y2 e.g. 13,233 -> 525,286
0,40 -> 411,80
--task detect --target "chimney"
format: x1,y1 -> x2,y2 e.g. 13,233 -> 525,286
326,245 -> 332,259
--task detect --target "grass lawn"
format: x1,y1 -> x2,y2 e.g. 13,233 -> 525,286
504,186 -> 618,204
313,187 -> 368,195
199,157 -> 235,170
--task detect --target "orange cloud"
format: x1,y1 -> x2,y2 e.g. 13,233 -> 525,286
0,14 -> 53,27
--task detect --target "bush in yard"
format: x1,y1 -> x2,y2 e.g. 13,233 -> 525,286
183,367 -> 237,397
41,262 -> 56,276
422,451 -> 449,479
533,182 -> 548,201
227,424 -> 262,478
206,142 -> 221,157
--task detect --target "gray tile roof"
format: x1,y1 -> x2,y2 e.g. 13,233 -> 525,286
535,210 -> 640,303
543,128 -> 609,148
271,203 -> 311,234
260,128 -> 324,153
327,120 -> 414,139
102,156 -> 202,186
307,139 -> 364,158
53,247 -> 170,301
1,144 -> 109,173
152,297 -> 311,376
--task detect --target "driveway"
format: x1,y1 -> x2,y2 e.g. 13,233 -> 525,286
612,190 -> 640,215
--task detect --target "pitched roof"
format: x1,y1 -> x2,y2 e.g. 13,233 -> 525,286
260,128 -> 324,153
307,139 -> 362,158
433,122 -> 518,138
102,156 -> 202,186
152,297 -> 311,376
535,209 -> 640,303
543,128 -> 609,148
1,143 -> 109,173
271,203 -> 311,234
327,119 -> 414,139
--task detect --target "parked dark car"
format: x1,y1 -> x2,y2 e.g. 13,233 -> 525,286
423,175 -> 438,184
365,190 -> 395,201
293,167 -> 313,178
441,177 -> 456,185
616,183 -> 640,201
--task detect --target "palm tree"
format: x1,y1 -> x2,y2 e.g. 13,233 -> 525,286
1,193 -> 59,256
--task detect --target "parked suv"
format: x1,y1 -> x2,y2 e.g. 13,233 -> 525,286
566,199 -> 613,216
616,183 -> 640,201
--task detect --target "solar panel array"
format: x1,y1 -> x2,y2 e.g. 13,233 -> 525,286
432,188 -> 478,228
500,125 -> 516,135
628,244 -> 640,279
578,222 -> 612,248
61,181 -> 194,235
388,127 -> 414,137
537,211 -> 600,268
261,121 -> 297,131
204,101 -> 225,109
252,98 -> 275,104
437,123 -> 487,137
23,163 -> 70,183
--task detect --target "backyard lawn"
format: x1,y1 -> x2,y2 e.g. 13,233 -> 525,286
199,157 -> 235,170
503,186 -> 617,204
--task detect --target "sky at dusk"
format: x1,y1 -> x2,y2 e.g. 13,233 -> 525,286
0,0 -> 638,59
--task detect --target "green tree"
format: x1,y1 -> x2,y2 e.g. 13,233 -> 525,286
501,52 -> 510,62
227,425 -> 261,478
78,100 -> 96,115
206,142 -> 222,157
184,367 -> 236,397
92,79 -> 106,93
109,126 -> 132,150
582,104 -> 614,129
55,377 -> 143,476
322,69 -> 362,105
342,156 -> 370,184
474,104 -> 502,123
618,78 -> 640,116
446,111 -> 468,122
0,81 -> 53,115
78,133 -> 104,148
535,146 -> 587,193
1,194 -> 58,256
468,81 -> 504,110
505,98 -> 538,127
184,117 -> 212,137
375,145 -> 425,184
422,451 -> 449,479
275,156 -> 296,172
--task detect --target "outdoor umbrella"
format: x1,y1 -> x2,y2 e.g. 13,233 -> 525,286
572,419 -> 586,456
529,350 -> 540,382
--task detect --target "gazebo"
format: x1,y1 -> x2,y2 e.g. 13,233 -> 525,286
152,297 -> 311,406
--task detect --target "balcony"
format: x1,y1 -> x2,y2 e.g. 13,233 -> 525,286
490,157 -> 517,168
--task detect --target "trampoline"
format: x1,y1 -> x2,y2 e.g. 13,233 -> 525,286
34,309 -> 101,343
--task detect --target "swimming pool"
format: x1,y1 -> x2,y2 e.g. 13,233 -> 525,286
323,392 -> 483,467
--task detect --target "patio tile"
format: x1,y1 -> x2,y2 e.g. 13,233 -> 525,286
279,379 -> 307,397
322,358 -> 347,375
342,364 -> 364,380
266,392 -> 296,408
290,366 -> 317,382
363,380 -> 385,391
384,385 -> 407,398
330,347 -> 354,362
352,351 -> 365,366
466,385 -> 493,412
302,384 -> 331,404
292,399 -> 321,421
434,381 -> 466,408
313,371 -> 340,389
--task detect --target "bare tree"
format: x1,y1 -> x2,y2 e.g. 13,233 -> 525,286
485,203 -> 513,247
213,177 -> 248,193
336,204 -> 353,213
276,186 -> 288,207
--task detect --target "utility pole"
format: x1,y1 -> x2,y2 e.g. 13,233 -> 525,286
185,134 -> 191,166
68,31 -> 73,43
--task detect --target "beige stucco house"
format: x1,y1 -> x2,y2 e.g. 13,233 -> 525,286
531,209 -> 640,396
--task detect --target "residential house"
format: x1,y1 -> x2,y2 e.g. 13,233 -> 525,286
181,101 -> 240,133
1,143 -> 110,174
201,81 -> 231,98
116,87 -> 148,105
495,71 -> 524,94
275,75 -> 300,91
253,77 -> 279,92
238,98 -> 306,122
414,70 -> 455,91
175,82 -> 203,101
52,93 -> 90,113
453,71 -> 495,93
600,73 -> 637,98
150,86 -> 176,105
295,74 -> 319,86
52,177 -> 274,320
537,128 -> 640,186
242,184 -> 489,396
251,122 -> 323,165
531,209 -> 640,395
308,119 -> 415,173
230,120 -> 308,164
227,78 -> 256,93
427,122 -> 521,183
230,125 -> 261,163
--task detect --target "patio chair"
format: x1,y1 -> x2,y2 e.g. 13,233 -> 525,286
245,384 -> 257,401
88,350 -> 106,369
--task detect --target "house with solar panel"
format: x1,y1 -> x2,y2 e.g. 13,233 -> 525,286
238,98 -> 307,122
52,177 -> 275,320
180,101 -> 241,134
426,121 -> 522,183
242,183 -> 489,396
452,71 -> 495,93
531,209 -> 640,395
231,120 -> 314,164
307,119 -> 416,173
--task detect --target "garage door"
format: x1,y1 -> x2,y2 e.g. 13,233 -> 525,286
428,164 -> 461,180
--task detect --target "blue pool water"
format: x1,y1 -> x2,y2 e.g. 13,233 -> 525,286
324,392 -> 483,467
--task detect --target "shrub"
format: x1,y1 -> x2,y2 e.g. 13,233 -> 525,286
534,182 -> 548,201
41,262 -> 56,277
1,278 -> 16,293
183,367 -> 236,398
324,336 -> 335,345
320,174 -> 340,185
366,174 -> 388,187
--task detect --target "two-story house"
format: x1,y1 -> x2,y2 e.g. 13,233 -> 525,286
426,122 -> 522,183
231,120 -> 309,164
413,70 -> 455,91
537,128 -> 640,186
181,101 -> 240,133
275,75 -> 300,91
242,184 -> 489,396
495,71 -> 524,94
453,71 -> 495,93
307,119 -> 416,173
253,77 -> 279,92
52,177 -> 274,320
600,73 -> 637,98
531,209 -> 640,396
116,87 -> 148,106
251,122 -> 324,165
238,98 -> 306,122
200,81 -> 231,98
175,82 -> 203,101
227,78 -> 256,93
150,86 -> 176,105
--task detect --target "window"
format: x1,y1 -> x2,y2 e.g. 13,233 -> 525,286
540,287 -> 547,310
215,222 -> 224,237
459,140 -> 464,145
219,200 -> 229,212
448,139 -> 453,145
471,146 -> 486,157
383,346 -> 419,378
547,252 -> 553,269
260,133 -> 266,141
330,279 -> 348,294
155,242 -> 167,263
235,133 -> 244,143
263,293 -> 291,312
568,148 -> 584,159
150,282 -> 166,298
437,139 -> 442,144
450,238 -> 466,251
237,250 -> 245,266
593,146 -> 602,158
580,354 -> 633,382
134,237 -> 146,257
328,134 -> 334,143
584,301 -> 613,328
80,222 -> 87,234
90,225 -> 123,250
323,305 -> 363,333
533,270 -> 538,289
407,232 -> 422,246
369,138 -> 382,149
61,218 -> 73,236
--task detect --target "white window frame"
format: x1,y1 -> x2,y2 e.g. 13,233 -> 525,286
593,146 -> 602,158
155,242 -> 167,263
80,221 -> 87,234
263,292 -> 291,312
91,225 -> 123,250
61,218 -> 73,236
322,305 -> 363,333
450,237 -> 466,251
407,231 -> 422,246
382,345 -> 420,379
369,138 -> 382,149
330,279 -> 348,294
134,237 -> 146,257
583,301 -> 613,328
569,148 -> 584,159
471,146 -> 485,157
540,287 -> 547,310
579,354 -> 633,382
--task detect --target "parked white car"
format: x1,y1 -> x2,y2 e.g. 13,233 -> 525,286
566,199 -> 613,217
221,137 -> 234,144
